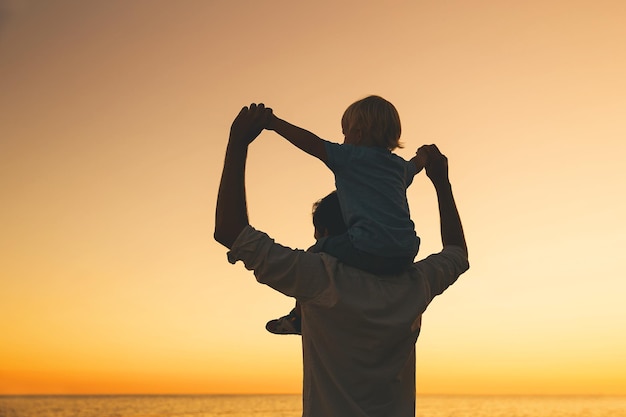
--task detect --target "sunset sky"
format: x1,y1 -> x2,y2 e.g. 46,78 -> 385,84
1,0 -> 625,396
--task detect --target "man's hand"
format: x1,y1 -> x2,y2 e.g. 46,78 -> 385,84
417,144 -> 466,254
417,144 -> 449,186
229,103 -> 273,147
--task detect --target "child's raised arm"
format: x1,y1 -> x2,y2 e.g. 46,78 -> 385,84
267,114 -> 327,163
410,149 -> 426,174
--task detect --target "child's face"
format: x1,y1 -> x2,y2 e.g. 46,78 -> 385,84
342,119 -> 361,145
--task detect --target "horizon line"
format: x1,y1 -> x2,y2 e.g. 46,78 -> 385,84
2,393 -> 625,397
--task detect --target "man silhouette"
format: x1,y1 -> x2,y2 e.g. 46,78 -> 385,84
214,104 -> 469,417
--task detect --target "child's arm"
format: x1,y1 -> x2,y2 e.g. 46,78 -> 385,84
410,150 -> 426,174
268,114 -> 328,163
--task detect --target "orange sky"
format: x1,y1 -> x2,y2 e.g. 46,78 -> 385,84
1,0 -> 625,395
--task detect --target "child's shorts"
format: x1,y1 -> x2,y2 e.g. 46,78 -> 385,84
314,232 -> 414,275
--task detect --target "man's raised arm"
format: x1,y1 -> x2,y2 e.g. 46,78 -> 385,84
419,145 -> 468,256
214,104 -> 271,249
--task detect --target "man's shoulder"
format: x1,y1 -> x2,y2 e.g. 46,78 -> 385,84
413,245 -> 469,288
439,245 -> 468,259
414,245 -> 467,266
226,225 -> 268,264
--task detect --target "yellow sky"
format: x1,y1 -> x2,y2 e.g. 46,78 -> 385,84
1,0 -> 625,395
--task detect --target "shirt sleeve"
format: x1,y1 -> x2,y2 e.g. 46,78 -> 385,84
413,246 -> 470,299
227,225 -> 333,301
324,141 -> 350,173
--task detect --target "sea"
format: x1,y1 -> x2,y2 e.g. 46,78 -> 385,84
0,394 -> 625,417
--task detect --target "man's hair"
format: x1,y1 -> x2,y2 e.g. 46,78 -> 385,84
312,191 -> 347,236
341,95 -> 402,150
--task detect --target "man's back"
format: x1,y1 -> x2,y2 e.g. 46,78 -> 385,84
300,248 -> 468,417
227,226 -> 468,417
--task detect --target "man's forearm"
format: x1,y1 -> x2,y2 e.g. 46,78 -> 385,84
270,117 -> 327,162
433,180 -> 467,255
214,142 -> 249,249
215,104 -> 270,248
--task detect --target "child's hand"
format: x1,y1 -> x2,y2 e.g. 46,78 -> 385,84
412,147 -> 428,173
265,109 -> 277,131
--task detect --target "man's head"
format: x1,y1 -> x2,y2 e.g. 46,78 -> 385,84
341,95 -> 402,150
312,191 -> 347,240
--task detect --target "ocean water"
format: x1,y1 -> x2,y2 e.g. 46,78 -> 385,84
0,394 -> 625,417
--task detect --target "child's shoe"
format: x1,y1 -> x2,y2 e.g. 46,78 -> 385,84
265,308 -> 301,335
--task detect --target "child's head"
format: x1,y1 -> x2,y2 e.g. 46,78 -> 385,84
341,95 -> 402,150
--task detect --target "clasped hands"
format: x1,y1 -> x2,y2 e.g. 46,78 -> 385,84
228,103 -> 274,147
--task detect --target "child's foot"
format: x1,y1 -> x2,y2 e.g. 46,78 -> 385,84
265,308 -> 301,335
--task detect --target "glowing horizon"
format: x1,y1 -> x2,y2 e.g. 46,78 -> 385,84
1,0 -> 625,396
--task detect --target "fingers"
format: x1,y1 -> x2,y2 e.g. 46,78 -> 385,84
248,102 -> 271,112
244,103 -> 272,119
417,144 -> 444,162
413,150 -> 427,172
416,144 -> 433,166
243,103 -> 273,130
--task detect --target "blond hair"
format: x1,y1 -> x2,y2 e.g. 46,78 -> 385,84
341,95 -> 402,150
